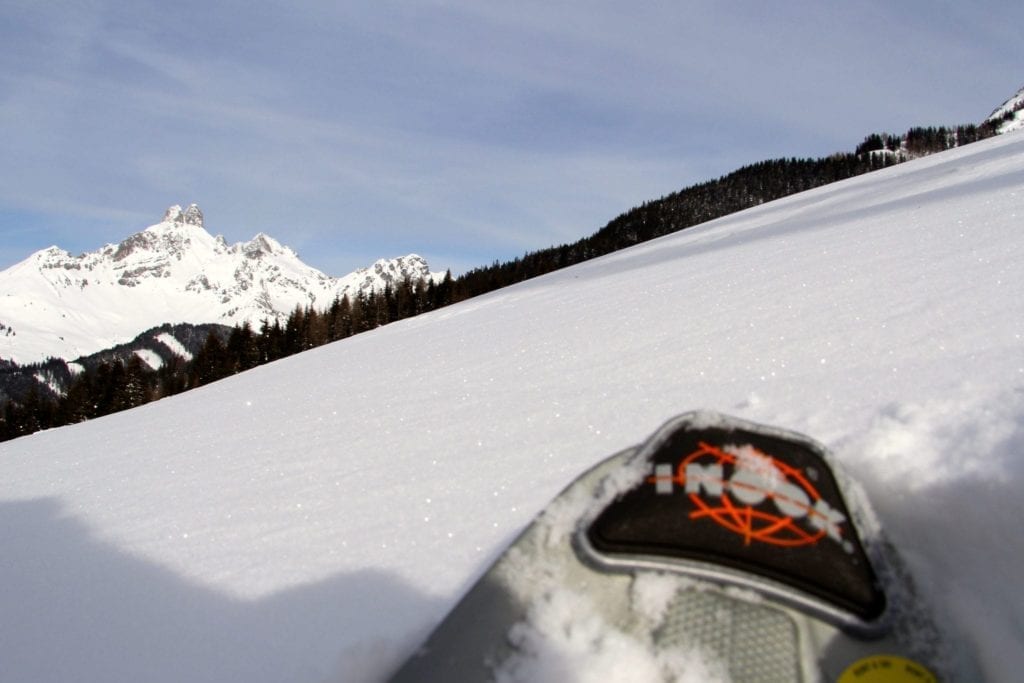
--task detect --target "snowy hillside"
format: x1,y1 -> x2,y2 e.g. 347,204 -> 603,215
1,132 -> 1023,682
986,84 -> 1024,134
0,204 -> 442,364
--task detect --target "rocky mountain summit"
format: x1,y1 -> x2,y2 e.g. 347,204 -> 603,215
0,204 -> 443,364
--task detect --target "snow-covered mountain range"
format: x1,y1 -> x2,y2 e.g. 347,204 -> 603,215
0,204 -> 443,364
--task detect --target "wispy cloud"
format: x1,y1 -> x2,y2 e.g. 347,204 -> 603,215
1,0 -> 1021,276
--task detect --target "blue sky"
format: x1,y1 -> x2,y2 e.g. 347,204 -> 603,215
2,1 -> 1021,276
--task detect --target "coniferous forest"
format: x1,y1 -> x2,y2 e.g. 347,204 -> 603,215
0,120 -> 1003,442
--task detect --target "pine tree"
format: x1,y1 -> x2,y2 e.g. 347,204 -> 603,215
227,322 -> 260,372
190,333 -> 229,387
113,354 -> 151,411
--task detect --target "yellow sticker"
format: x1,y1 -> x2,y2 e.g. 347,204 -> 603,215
837,655 -> 937,683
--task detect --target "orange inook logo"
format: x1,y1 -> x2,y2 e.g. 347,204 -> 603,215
649,441 -> 850,550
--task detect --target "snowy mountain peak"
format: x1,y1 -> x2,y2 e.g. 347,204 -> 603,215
161,203 -> 204,228
361,254 -> 432,287
182,203 -> 204,227
240,233 -> 289,259
0,207 -> 443,364
985,84 -> 1024,134
162,204 -> 183,223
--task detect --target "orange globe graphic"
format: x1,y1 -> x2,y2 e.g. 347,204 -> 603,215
677,442 -> 830,547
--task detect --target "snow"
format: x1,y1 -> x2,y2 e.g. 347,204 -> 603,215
0,132 -> 1023,682
987,85 -> 1024,134
155,332 -> 193,361
495,588 -> 728,683
32,369 -> 64,397
134,348 -> 164,370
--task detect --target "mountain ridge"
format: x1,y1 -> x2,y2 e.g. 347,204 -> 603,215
985,83 -> 1024,133
0,204 -> 443,364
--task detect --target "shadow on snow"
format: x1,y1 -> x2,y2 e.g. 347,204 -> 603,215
0,497 -> 440,683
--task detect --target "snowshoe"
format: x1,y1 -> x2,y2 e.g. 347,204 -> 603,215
388,412 -> 975,682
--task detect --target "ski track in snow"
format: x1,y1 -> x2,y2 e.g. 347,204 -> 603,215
0,132 -> 1023,682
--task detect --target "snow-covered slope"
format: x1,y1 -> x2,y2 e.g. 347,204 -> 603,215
0,204 -> 442,364
1,133 -> 1023,682
986,84 -> 1024,134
